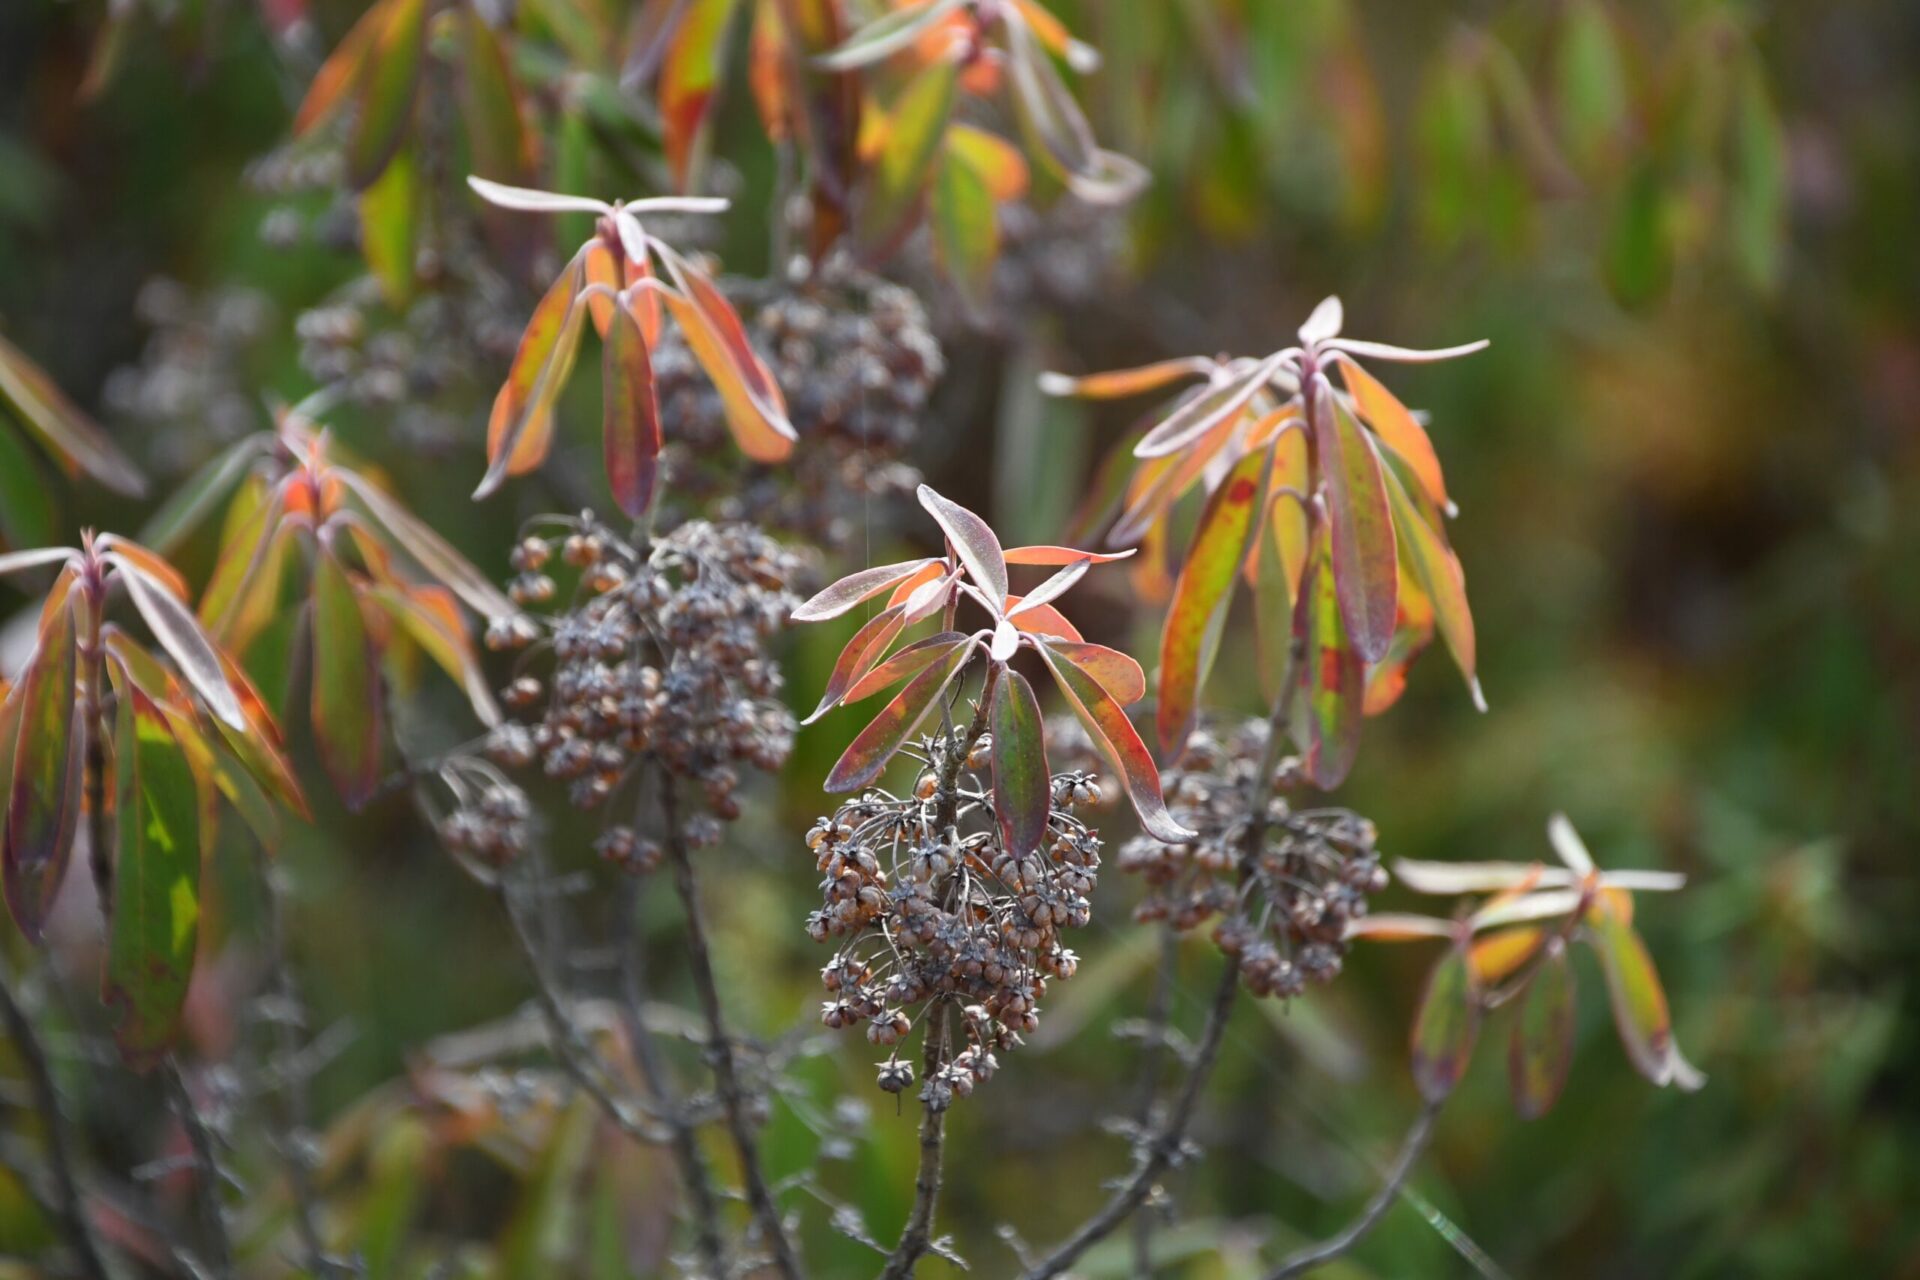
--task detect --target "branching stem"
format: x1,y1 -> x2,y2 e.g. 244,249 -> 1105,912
162,1058 -> 233,1278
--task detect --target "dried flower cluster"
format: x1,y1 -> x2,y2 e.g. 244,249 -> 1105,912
484,518 -> 805,861
1120,719 -> 1389,998
804,726 -> 1106,1112
435,759 -> 534,872
656,260 -> 942,549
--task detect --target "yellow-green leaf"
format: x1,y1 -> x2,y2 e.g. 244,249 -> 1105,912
1315,394 -> 1398,664
1410,940 -> 1478,1102
1509,939 -> 1575,1119
1157,448 -> 1267,754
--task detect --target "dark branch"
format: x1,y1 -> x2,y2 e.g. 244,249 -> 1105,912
663,776 -> 805,1280
162,1058 -> 234,1277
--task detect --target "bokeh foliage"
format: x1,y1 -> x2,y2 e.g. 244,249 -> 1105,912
1,0 -> 1916,1275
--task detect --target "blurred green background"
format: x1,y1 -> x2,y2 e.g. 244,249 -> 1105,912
2,0 -> 1917,1275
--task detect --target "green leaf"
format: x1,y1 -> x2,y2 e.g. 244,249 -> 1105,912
359,144 -> 418,308
602,297 -> 663,520
1509,939 -> 1575,1119
931,140 -> 999,314
346,0 -> 429,190
858,55 -> 959,257
1157,448 -> 1267,754
1336,354 -> 1450,514
990,668 -> 1049,858
1314,394 -> 1398,664
1410,939 -> 1479,1102
0,330 -> 146,498
312,541 -> 384,809
824,636 -> 977,792
1728,54 -> 1788,294
1604,160 -> 1672,306
0,422 -> 58,552
1003,13 -> 1146,204
1291,544 -> 1363,790
136,434 -> 273,558
1036,640 -> 1191,843
103,688 -> 202,1068
1555,0 -> 1629,174
459,8 -> 535,184
3,599 -> 80,942
1589,897 -> 1683,1086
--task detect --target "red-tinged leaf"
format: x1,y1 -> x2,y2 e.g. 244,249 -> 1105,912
312,543 -> 383,809
1410,940 -> 1479,1102
659,285 -> 796,462
815,0 -> 966,71
345,0 -> 429,190
1007,558 -> 1092,617
368,584 -> 500,727
931,140 -> 997,309
805,605 -> 908,723
479,253 -> 589,498
917,484 -> 1008,606
0,546 -> 80,578
1129,518 -> 1175,605
334,469 -> 517,621
585,241 -> 621,337
103,688 -> 201,1068
1134,354 -> 1284,460
459,9 -> 536,185
990,669 -> 1049,858
794,558 -> 941,622
1036,642 -> 1192,843
1510,940 -> 1575,1119
602,298 -> 663,520
1113,402 -> 1265,547
748,0 -> 794,139
1004,545 -> 1132,566
1589,896 -> 1683,1087
1292,547 -> 1364,790
1337,354 -> 1450,513
824,636 -> 977,792
1040,640 -> 1143,705
208,650 -> 308,820
656,243 -> 789,419
1361,567 -> 1434,717
1315,393 -> 1398,664
842,631 -> 968,706
1157,448 -> 1267,754
1469,925 -> 1547,984
1381,451 -> 1481,709
1005,597 -> 1082,643
1009,0 -> 1098,72
1038,357 -> 1213,402
136,433 -> 274,558
0,332 -> 147,497
293,0 -> 388,134
887,559 -> 948,607
947,124 -> 1028,201
3,600 -> 80,942
113,553 -> 248,733
1252,498 -> 1296,704
859,54 -> 960,256
659,0 -> 739,188
359,144 -> 418,307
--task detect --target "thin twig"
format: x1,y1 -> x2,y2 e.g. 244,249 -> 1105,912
1022,958 -> 1241,1280
0,969 -> 110,1280
880,673 -> 996,1279
610,870 -> 729,1277
1128,926 -> 1180,1277
498,880 -> 671,1146
663,776 -> 805,1280
1264,1100 -> 1443,1279
161,1058 -> 234,1277
251,848 -> 337,1276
